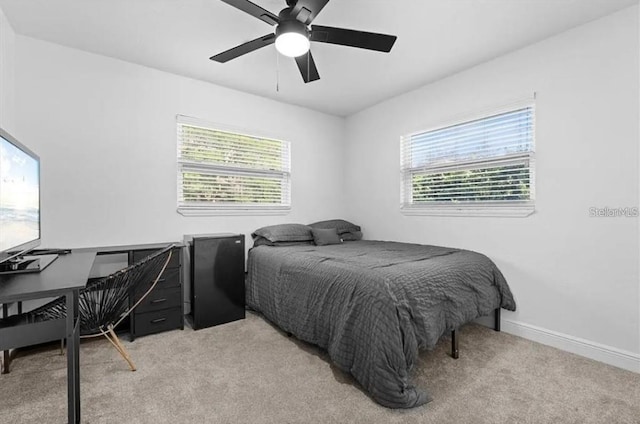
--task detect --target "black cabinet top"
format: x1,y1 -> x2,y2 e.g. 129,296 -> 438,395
183,233 -> 243,242
75,242 -> 184,255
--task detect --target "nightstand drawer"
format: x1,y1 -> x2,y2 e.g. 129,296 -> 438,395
135,286 -> 181,313
134,267 -> 181,297
133,248 -> 181,270
134,308 -> 182,337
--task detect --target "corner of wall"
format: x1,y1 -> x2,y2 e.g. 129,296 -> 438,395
637,1 -> 640,360
0,6 -> 16,133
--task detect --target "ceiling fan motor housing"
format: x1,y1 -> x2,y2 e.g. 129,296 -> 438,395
277,8 -> 310,39
275,13 -> 310,57
276,20 -> 310,41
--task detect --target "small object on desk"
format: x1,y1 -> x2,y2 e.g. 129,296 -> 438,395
0,254 -> 59,275
31,248 -> 72,256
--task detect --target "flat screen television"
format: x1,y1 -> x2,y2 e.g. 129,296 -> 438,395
0,128 -> 56,273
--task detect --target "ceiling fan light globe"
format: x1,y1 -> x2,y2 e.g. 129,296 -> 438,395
275,32 -> 310,57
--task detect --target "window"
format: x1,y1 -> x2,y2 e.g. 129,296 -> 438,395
401,105 -> 535,216
177,116 -> 291,215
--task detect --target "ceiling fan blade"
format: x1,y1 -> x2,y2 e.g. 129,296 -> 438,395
295,51 -> 320,83
219,0 -> 279,25
210,34 -> 276,63
311,25 -> 397,52
289,0 -> 329,25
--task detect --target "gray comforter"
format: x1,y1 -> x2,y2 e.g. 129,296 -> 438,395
246,240 -> 516,408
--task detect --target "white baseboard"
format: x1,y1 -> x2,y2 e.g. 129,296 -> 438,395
475,317 -> 640,373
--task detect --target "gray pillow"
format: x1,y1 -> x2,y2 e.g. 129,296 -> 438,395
252,223 -> 313,243
253,236 -> 313,247
340,230 -> 363,241
312,228 -> 343,246
309,219 -> 361,235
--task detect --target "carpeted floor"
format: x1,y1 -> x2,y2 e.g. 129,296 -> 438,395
1,311 -> 639,424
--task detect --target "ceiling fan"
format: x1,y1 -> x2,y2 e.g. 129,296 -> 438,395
210,0 -> 398,83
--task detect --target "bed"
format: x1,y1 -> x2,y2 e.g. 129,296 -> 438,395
246,222 -> 516,409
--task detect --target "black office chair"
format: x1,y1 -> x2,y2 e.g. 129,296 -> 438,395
1,245 -> 174,372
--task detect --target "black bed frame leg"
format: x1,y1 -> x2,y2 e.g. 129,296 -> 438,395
451,329 -> 459,359
1,303 -> 10,374
494,308 -> 501,332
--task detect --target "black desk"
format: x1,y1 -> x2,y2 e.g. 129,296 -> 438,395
0,251 -> 95,424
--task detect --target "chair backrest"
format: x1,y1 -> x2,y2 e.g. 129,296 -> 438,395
78,245 -> 175,335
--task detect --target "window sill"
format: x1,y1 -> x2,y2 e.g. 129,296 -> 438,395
401,205 -> 535,218
177,207 -> 291,217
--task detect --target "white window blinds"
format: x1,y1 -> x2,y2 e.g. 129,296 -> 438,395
177,117 -> 291,215
401,105 -> 535,216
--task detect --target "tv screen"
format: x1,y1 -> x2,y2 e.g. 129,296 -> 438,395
0,130 -> 40,260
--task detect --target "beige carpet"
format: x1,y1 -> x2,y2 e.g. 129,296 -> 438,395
1,312 -> 639,424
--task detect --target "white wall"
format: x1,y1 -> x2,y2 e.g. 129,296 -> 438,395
344,6 -> 640,368
0,6 -> 14,132
13,36 -> 346,249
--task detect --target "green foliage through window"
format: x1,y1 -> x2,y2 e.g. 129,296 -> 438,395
180,126 -> 286,172
177,119 -> 291,211
412,164 -> 530,203
401,106 -> 535,209
181,173 -> 285,204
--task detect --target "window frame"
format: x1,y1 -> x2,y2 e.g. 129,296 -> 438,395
400,99 -> 536,217
176,115 -> 292,216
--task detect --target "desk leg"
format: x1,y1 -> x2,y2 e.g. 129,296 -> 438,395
1,303 -> 8,374
66,291 -> 80,424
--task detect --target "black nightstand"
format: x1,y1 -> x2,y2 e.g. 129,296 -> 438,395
82,242 -> 185,341
184,234 -> 245,330
129,245 -> 184,339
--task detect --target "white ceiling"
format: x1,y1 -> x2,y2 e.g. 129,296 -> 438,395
0,0 -> 637,116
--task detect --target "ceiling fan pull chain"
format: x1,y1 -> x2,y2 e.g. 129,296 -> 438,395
276,48 -> 280,92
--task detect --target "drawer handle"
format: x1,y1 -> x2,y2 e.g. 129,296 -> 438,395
151,318 -> 167,324
151,298 -> 167,304
156,278 -> 166,283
